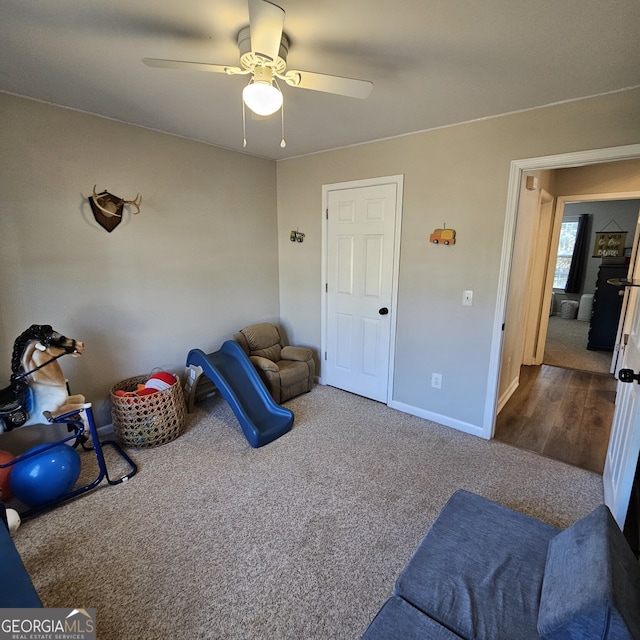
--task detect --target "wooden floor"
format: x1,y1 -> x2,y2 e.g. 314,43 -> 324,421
495,365 -> 616,474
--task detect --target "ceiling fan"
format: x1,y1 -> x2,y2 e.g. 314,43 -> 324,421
143,0 -> 373,146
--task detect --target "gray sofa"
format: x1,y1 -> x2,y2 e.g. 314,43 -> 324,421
362,489 -> 640,639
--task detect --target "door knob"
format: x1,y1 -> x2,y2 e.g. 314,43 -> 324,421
619,368 -> 640,384
378,307 -> 389,315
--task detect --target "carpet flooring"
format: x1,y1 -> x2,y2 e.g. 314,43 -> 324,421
544,315 -> 613,375
13,385 -> 604,639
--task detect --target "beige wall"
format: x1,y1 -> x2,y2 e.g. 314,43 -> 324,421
556,159 -> 640,195
2,87 -> 640,436
0,93 -> 279,426
277,88 -> 640,433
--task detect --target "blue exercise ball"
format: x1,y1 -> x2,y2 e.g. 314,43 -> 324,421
10,443 -> 81,506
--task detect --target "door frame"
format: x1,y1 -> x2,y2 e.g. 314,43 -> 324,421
320,175 -> 404,404
487,143 -> 640,435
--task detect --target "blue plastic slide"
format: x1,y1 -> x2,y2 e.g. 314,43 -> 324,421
186,340 -> 294,448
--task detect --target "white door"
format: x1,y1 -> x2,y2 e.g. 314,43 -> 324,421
604,280 -> 640,529
522,190 -> 556,365
611,211 -> 640,376
324,181 -> 400,402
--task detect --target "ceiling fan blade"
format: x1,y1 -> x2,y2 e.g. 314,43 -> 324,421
142,58 -> 244,75
282,69 -> 373,99
248,0 -> 285,63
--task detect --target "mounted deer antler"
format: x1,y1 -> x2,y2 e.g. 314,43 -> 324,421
92,185 -> 142,217
92,185 -> 121,218
122,193 -> 142,215
90,185 -> 143,233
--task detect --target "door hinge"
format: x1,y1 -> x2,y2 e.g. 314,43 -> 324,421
325,282 -> 328,293
326,209 -> 328,220
324,351 -> 327,360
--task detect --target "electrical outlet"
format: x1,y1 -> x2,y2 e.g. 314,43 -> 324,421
431,373 -> 442,389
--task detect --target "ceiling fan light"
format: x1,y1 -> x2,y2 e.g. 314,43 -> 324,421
243,80 -> 282,116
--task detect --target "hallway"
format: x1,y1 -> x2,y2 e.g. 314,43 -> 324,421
495,364 -> 616,474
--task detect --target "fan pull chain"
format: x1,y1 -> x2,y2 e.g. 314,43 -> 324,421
280,106 -> 286,148
275,78 -> 286,148
242,99 -> 247,148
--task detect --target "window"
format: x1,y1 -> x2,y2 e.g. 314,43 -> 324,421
553,219 -> 579,289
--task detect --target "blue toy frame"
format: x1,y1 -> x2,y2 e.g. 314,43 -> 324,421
0,404 -> 137,519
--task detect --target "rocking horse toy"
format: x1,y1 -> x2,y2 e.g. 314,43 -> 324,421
0,324 -> 137,519
0,324 -> 85,431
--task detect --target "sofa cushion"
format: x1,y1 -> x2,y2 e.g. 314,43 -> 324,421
538,504 -> 640,640
361,596 -> 464,640
394,489 -> 559,640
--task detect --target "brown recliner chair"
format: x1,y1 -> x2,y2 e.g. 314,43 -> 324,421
233,323 -> 315,403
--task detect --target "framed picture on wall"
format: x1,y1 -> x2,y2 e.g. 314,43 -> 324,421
593,232 -> 627,258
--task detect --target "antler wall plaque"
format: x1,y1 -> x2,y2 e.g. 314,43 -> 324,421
89,185 -> 142,232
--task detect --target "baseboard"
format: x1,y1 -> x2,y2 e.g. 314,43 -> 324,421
97,423 -> 115,438
387,400 -> 487,439
496,376 -> 520,414
316,380 -> 487,439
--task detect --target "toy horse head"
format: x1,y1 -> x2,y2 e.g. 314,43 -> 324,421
34,326 -> 84,357
7,325 -> 87,428
11,325 -> 84,380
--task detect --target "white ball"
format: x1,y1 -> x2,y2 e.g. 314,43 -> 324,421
6,508 -> 20,536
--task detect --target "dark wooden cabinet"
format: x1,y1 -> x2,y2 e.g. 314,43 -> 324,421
587,262 -> 627,351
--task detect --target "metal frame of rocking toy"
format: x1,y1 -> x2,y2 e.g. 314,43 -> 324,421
0,404 -> 137,520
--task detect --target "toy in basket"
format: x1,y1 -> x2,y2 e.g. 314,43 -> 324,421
111,371 -> 187,448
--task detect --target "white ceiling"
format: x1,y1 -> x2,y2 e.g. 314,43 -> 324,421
2,0 -> 639,161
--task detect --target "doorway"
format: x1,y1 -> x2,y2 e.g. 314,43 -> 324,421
542,198 -> 640,376
492,152 -> 640,425
496,191 -> 640,472
489,144 -> 640,524
321,175 -> 403,404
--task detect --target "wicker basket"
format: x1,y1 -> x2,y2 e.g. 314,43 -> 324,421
110,374 -> 187,448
